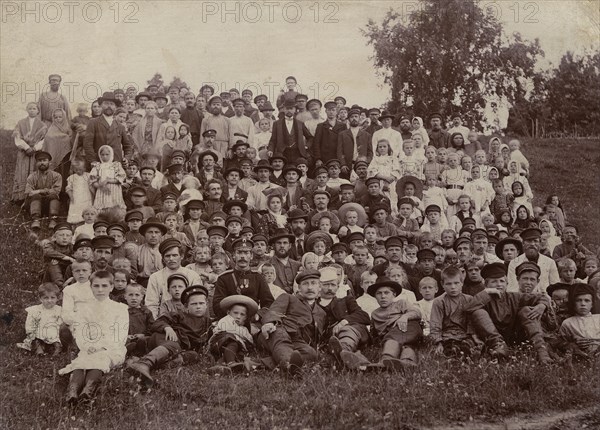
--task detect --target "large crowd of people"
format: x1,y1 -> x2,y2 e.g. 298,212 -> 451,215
12,74 -> 600,405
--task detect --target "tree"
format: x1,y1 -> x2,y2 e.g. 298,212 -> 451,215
168,77 -> 189,91
146,73 -> 165,91
545,51 -> 600,136
363,0 -> 544,130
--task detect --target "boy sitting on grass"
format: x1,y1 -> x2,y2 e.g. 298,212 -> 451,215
416,277 -> 438,337
128,285 -> 212,386
125,283 -> 154,356
429,267 -> 476,356
367,276 -> 422,371
17,283 -> 62,356
159,273 -> 189,317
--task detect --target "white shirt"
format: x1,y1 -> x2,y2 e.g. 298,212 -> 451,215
103,114 -> 114,126
285,117 -> 294,134
61,281 -> 94,325
350,126 -> 360,161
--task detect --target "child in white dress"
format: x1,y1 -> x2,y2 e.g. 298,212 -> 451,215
66,158 -> 93,224
368,139 -> 401,210
90,145 -> 127,210
17,283 -> 62,355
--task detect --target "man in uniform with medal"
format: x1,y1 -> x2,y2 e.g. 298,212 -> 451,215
212,238 -> 275,333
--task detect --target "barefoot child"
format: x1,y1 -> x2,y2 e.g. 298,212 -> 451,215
17,283 -> 62,356
60,271 -> 128,404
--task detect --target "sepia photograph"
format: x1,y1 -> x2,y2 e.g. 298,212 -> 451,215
0,1 -> 599,428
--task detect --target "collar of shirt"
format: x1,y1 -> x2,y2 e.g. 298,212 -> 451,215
103,114 -> 114,125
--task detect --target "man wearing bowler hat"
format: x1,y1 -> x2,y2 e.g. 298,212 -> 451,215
465,262 -> 552,364
269,228 -> 302,293
213,238 -> 274,321
26,151 -> 63,229
83,91 -> 133,166
337,107 -> 373,179
145,238 -> 202,318
507,228 -> 560,293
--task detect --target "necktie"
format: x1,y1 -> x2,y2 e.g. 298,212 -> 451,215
297,239 -> 304,256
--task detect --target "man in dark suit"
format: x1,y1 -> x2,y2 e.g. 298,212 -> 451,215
267,99 -> 313,167
160,163 -> 185,198
84,91 -> 133,166
287,209 -> 309,261
365,108 -> 382,135
222,167 -> 248,201
337,108 -> 373,179
269,229 -> 302,293
314,101 -> 347,168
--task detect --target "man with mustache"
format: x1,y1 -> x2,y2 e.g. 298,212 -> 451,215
83,91 -> 133,167
269,229 -> 302,293
26,151 -> 62,229
199,96 -> 231,161
506,228 -> 560,293
267,99 -> 313,167
287,209 -> 309,261
337,108 -> 373,179
213,238 -> 274,324
38,73 -> 71,125
92,235 -> 115,272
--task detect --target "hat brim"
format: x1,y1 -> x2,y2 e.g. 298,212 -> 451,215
198,151 -> 219,162
283,166 -> 302,177
268,233 -> 296,245
98,97 -> 122,107
367,280 -> 402,297
310,211 -> 340,232
219,295 -> 259,317
337,203 -> 368,227
254,164 -> 274,173
224,167 -> 245,178
305,231 -> 334,251
396,175 -> 424,199
223,200 -> 248,214
139,222 -> 168,236
495,238 -> 524,260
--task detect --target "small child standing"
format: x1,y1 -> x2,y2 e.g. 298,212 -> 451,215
17,283 -> 62,356
441,152 -> 468,220
367,277 -> 422,370
66,158 -> 93,224
422,176 -> 448,215
423,146 -> 443,181
90,145 -> 127,210
416,277 -> 438,337
399,140 -> 425,180
368,139 -> 401,203
255,118 -> 272,160
489,180 -> 514,220
72,207 -> 97,242
208,295 -> 258,373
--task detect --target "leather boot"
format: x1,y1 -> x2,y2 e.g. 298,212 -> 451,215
340,350 -> 370,370
381,340 -> 404,372
128,345 -> 171,386
30,201 -> 41,229
66,370 -> 85,405
519,310 -> 553,365
79,370 -> 103,402
399,346 -> 418,368
32,339 -> 45,356
328,336 -> 343,361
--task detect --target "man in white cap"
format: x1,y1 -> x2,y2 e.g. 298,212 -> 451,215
318,266 -> 371,370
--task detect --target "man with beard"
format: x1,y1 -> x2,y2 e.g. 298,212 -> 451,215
314,101 -> 347,168
337,108 -> 373,179
136,218 -> 167,287
83,92 -> 133,166
552,225 -> 594,278
269,229 -> 302,293
250,94 -> 268,124
454,237 -> 474,266
38,74 -> 71,124
373,237 -> 409,277
92,235 -> 115,272
180,92 -> 203,146
267,99 -> 312,166
213,238 -> 274,321
427,113 -> 450,149
199,96 -> 231,160
26,151 -> 62,229
288,209 -> 309,261
371,111 -> 402,157
306,190 -> 332,227
507,228 -> 560,293
397,116 -> 413,141
145,238 -> 202,318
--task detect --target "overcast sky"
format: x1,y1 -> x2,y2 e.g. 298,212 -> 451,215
1,0 -> 598,128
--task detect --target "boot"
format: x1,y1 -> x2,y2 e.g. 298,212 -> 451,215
32,339 -> 45,356
399,346 -> 418,368
48,218 -> 57,230
282,350 -> 304,377
340,350 -> 370,370
30,201 -> 41,229
79,370 -> 103,402
328,336 -> 343,361
51,342 -> 62,357
381,340 -> 403,372
489,341 -> 509,360
128,345 -> 171,386
30,219 -> 41,230
66,370 -> 85,405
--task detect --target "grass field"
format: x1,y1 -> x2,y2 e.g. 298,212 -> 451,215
1,130 -> 599,429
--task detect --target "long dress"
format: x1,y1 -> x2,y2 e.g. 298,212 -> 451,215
66,173 -> 93,223
11,116 -> 47,201
42,109 -> 73,191
90,146 -> 127,210
58,299 -> 128,375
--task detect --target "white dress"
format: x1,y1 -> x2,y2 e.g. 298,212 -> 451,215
17,304 -> 62,350
59,299 -> 128,375
66,173 -> 93,223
